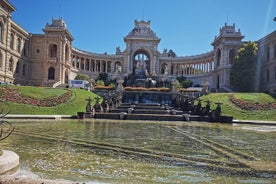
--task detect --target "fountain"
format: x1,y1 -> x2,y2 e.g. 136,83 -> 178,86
90,75 -> 233,122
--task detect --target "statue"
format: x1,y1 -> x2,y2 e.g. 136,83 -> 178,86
115,64 -> 122,74
135,59 -> 148,78
88,79 -> 95,91
85,97 -> 95,117
164,65 -> 168,75
94,96 -> 103,112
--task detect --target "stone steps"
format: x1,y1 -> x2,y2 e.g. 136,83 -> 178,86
94,103 -> 190,121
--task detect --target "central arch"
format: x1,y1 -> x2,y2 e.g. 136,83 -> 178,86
133,49 -> 150,79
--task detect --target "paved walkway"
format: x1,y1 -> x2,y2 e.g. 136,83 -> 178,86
3,114 -> 276,125
233,119 -> 276,126
4,114 -> 73,120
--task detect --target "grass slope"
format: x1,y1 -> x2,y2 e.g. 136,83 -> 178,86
0,86 -> 99,115
199,93 -> 276,121
1,85 -> 275,121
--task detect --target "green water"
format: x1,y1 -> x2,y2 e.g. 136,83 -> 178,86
2,119 -> 276,184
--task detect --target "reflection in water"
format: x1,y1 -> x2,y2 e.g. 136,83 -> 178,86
2,120 -> 276,184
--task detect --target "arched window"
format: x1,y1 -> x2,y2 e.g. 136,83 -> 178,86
10,33 -> 14,49
17,38 -> 21,52
216,49 -> 221,67
48,67 -> 55,80
229,49 -> 236,65
49,44 -> 57,57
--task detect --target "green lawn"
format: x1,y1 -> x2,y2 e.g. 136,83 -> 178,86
199,93 -> 276,121
18,85 -> 67,99
0,86 -> 100,115
1,85 -> 275,121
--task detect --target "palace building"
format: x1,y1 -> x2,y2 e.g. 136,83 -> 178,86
0,0 -> 275,93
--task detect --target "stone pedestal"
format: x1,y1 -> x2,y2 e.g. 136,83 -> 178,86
0,150 -> 19,175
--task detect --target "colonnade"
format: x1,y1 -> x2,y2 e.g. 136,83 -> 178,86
170,60 -> 215,76
71,49 -> 215,78
71,54 -> 123,74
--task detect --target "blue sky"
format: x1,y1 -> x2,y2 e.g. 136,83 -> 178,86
9,0 -> 276,56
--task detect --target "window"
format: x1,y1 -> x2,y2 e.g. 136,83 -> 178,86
216,49 -> 221,67
17,38 -> 21,52
22,64 -> 26,76
0,23 -> 3,42
23,42 -> 27,56
65,44 -> 69,61
266,46 -> 270,61
274,44 -> 276,58
266,69 -> 270,82
49,44 -> 57,57
15,62 -> 20,73
48,67 -> 55,80
8,58 -> 13,71
274,66 -> 276,80
10,34 -> 14,49
0,52 -> 2,68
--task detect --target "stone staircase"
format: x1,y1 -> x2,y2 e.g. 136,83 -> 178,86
94,103 -> 188,121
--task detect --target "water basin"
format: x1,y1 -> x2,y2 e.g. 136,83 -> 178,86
2,119 -> 276,183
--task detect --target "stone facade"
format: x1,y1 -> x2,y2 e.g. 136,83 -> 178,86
0,0 -> 29,85
0,0 -> 275,93
257,31 -> 276,93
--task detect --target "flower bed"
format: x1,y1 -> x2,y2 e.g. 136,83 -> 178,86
0,87 -> 72,107
94,85 -> 115,90
229,94 -> 276,110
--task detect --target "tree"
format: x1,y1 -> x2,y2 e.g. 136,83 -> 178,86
177,76 -> 193,88
98,72 -> 108,82
74,74 -> 88,80
230,41 -> 258,92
